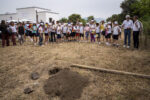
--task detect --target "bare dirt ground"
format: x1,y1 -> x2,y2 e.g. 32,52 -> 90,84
0,41 -> 150,100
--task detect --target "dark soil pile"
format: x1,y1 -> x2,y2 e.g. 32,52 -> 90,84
43,69 -> 89,100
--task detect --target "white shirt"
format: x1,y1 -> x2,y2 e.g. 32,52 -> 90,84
107,25 -> 112,34
39,26 -> 43,33
76,26 -> 80,33
96,26 -> 100,33
67,27 -> 72,33
113,26 -> 120,35
133,20 -> 140,31
48,26 -> 52,32
90,24 -> 96,32
51,25 -> 56,32
10,26 -> 17,33
79,26 -> 84,34
122,20 -> 133,29
45,28 -> 48,33
57,26 -> 62,34
63,26 -> 68,33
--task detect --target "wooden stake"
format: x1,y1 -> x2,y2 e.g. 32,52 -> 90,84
71,64 -> 150,79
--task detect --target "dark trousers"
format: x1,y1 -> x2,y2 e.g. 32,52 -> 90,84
133,31 -> 140,49
51,32 -> 56,42
11,33 -> 16,45
124,29 -> 131,46
2,34 -> 9,47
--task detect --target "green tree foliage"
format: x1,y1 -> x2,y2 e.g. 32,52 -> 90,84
87,16 -> 94,22
107,0 -> 150,48
80,18 -> 87,26
68,14 -> 81,24
59,17 -> 68,23
107,0 -> 150,25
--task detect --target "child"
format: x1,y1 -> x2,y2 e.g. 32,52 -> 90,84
96,23 -> 100,44
90,20 -> 96,42
44,24 -> 49,45
18,22 -> 25,45
105,22 -> 112,45
79,23 -> 84,41
112,21 -> 120,47
100,20 -> 105,42
75,23 -> 80,41
32,23 -> 37,45
38,24 -> 44,46
9,21 -> 17,45
84,23 -> 90,42
56,23 -> 62,43
67,24 -> 72,41
62,23 -> 68,42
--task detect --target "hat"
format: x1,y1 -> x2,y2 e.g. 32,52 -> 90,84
108,22 -> 111,24
126,15 -> 130,18
114,21 -> 118,25
79,22 -> 82,25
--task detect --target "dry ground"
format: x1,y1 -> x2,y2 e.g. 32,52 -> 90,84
0,41 -> 150,100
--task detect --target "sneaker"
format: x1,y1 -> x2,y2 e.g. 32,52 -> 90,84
127,46 -> 130,48
123,45 -> 126,48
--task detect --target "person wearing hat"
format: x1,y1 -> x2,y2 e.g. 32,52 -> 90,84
122,15 -> 133,48
112,21 -> 121,47
105,22 -> 112,45
66,24 -> 72,41
56,23 -> 62,43
89,20 -> 96,42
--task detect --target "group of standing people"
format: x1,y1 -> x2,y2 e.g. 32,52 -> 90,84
0,14 -> 142,49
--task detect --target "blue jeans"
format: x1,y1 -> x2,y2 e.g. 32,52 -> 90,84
124,29 -> 131,46
39,34 -> 43,46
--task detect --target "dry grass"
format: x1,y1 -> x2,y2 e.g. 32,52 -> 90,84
0,42 -> 150,100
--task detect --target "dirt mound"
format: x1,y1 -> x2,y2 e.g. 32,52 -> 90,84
43,69 -> 89,100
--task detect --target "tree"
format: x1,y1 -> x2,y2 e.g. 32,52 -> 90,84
87,16 -> 94,22
59,17 -> 68,23
68,14 -> 81,24
80,18 -> 87,26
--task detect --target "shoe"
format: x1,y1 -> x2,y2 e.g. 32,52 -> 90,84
123,45 -> 126,48
127,46 -> 130,48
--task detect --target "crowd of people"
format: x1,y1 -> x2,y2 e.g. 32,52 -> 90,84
0,15 -> 142,49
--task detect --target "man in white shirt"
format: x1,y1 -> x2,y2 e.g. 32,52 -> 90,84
122,15 -> 133,48
133,16 -> 141,49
